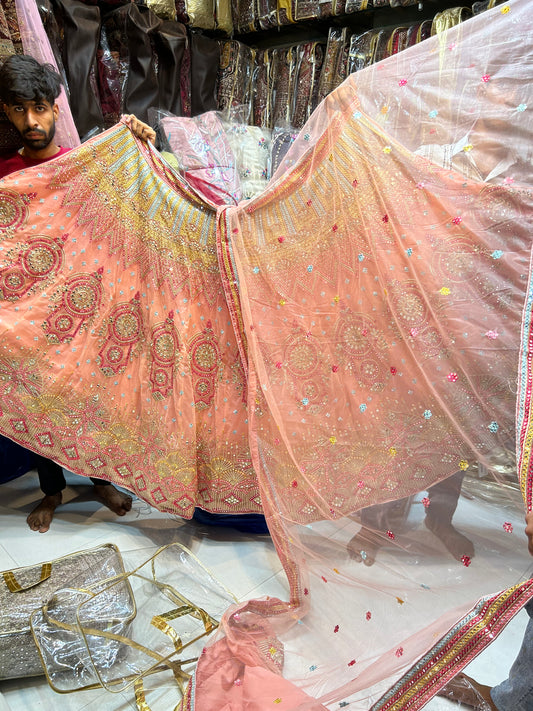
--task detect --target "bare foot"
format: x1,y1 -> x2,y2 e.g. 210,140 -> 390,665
347,529 -> 386,566
27,492 -> 62,533
93,484 -> 132,516
425,517 -> 475,561
437,672 -> 498,710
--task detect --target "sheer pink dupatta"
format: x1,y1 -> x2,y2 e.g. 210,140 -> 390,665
192,2 -> 533,710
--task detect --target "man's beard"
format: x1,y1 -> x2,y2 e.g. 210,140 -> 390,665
21,122 -> 55,151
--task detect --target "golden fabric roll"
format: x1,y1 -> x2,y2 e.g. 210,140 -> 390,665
432,6 -> 473,35
146,0 -> 176,19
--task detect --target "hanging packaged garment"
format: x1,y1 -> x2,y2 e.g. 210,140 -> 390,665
0,544 -> 132,681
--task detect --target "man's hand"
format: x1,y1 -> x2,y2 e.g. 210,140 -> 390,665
124,114 -> 156,145
525,511 -> 533,557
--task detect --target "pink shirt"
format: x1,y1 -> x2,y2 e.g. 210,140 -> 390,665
0,146 -> 71,179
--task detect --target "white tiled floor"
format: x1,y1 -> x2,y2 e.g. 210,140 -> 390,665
0,470 -> 528,710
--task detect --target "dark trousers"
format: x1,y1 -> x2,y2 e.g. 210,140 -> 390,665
36,455 -> 109,496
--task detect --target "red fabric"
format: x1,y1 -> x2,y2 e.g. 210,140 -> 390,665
0,146 -> 71,179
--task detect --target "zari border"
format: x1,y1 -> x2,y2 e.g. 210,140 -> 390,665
217,207 -> 249,378
517,253 -> 533,512
370,579 -> 533,711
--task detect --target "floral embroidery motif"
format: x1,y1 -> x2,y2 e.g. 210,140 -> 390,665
503,522 -> 513,533
44,268 -> 103,344
97,292 -> 144,375
0,188 -> 29,231
447,372 -> 458,382
489,421 -> 499,432
149,311 -> 180,399
0,235 -> 65,301
481,74 -> 491,83
461,555 -> 472,567
398,79 -> 407,87
188,321 -> 221,410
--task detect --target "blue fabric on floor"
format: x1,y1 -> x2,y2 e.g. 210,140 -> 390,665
192,508 -> 269,534
0,434 -> 36,484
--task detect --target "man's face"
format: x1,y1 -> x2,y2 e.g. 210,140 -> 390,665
4,98 -> 59,152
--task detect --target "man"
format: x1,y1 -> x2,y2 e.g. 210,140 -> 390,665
0,54 -> 155,531
438,511 -> 533,710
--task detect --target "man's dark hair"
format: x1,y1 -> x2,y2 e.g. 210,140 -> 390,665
0,55 -> 63,106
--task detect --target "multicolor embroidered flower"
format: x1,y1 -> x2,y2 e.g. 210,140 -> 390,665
410,327 -> 419,337
307,265 -> 313,272
291,479 -> 298,487
381,105 -> 389,115
275,361 -> 282,368
357,480 -> 365,489
353,111 -> 362,119
504,176 -> 515,184
278,236 -> 285,243
306,199 -> 312,206
332,364 -> 339,372
452,216 -> 462,225
383,146 -> 392,154
253,266 -> 259,274
382,214 -> 389,223
234,678 -> 243,686
439,287 -> 451,296
517,103 -> 527,112
447,372 -> 458,382
279,299 -> 285,306
395,647 -> 404,658
428,109 -> 438,119
389,447 -> 397,457
329,436 -> 337,444
302,398 -> 309,406
491,250 -> 503,259
387,529 -> 395,539
459,460 -> 469,471
359,403 -> 367,413
463,144 -> 474,152
500,4 -> 510,12
448,42 -> 457,51
405,247 -> 413,257
416,181 -> 425,189
481,74 -> 491,83
398,79 -> 407,87
333,295 -> 340,303
422,497 -> 430,508
485,330 -> 499,339
358,253 -> 365,262
489,421 -> 499,433
423,409 -> 432,419
332,224 -> 339,232
390,366 -> 397,375
461,555 -> 471,567
366,611 -> 372,621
